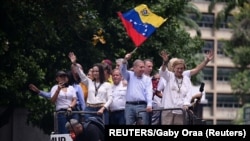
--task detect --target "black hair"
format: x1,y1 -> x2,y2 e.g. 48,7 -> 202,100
93,63 -> 106,84
67,71 -> 81,85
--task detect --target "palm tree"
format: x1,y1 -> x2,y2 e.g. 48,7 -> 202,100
155,0 -> 202,36
224,2 -> 250,69
208,0 -> 250,28
223,3 -> 250,118
178,1 -> 202,36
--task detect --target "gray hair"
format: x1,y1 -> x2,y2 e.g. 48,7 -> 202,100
65,119 -> 79,130
116,58 -> 124,64
133,59 -> 144,67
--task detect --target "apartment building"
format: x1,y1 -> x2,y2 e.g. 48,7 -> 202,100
187,0 -> 241,125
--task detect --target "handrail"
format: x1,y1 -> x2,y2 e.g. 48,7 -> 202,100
137,108 -> 188,125
53,111 -> 104,133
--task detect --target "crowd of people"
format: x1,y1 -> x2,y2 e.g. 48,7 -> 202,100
28,49 -> 214,140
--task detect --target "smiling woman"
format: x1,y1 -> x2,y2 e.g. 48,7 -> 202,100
159,51 -> 193,125
68,52 -> 113,125
50,70 -> 78,134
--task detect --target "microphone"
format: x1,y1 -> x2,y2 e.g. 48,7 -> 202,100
199,82 -> 205,92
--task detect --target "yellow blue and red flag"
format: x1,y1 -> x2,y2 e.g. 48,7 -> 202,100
118,4 -> 167,47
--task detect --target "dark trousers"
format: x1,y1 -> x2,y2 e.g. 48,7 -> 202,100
84,106 -> 109,125
109,110 -> 126,125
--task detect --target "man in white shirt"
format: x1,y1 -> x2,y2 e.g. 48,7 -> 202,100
109,69 -> 127,125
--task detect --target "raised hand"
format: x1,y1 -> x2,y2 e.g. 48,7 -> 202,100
124,53 -> 132,61
68,52 -> 77,64
206,49 -> 214,61
159,50 -> 169,62
28,84 -> 40,94
58,82 -> 65,89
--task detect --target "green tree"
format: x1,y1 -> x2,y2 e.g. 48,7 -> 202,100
225,3 -> 250,103
173,0 -> 202,36
0,0 -> 103,134
0,0 -> 203,134
220,2 -> 250,124
208,0 -> 250,28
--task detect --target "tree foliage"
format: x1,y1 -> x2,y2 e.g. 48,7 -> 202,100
221,3 -> 250,123
208,0 -> 250,28
208,0 -> 250,125
0,0 -> 203,134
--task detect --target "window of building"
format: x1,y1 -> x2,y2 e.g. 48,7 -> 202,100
202,40 -> 214,53
216,120 -> 233,125
202,67 -> 213,81
217,41 -> 225,56
204,120 -> 233,125
199,13 -> 214,28
205,93 -> 213,107
217,94 -> 241,108
243,107 -> 250,123
205,93 -> 241,108
204,120 -> 213,125
217,68 -> 236,82
188,13 -> 214,28
219,15 -> 233,29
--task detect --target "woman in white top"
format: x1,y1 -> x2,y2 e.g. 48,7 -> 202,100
159,52 -> 193,125
68,52 -> 113,125
50,70 -> 77,134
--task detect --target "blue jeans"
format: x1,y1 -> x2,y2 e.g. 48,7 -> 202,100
75,104 -> 84,122
84,106 -> 109,125
151,102 -> 162,125
57,111 -> 78,134
125,104 -> 149,125
109,110 -> 126,125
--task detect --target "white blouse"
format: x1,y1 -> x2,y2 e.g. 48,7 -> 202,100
159,69 -> 193,114
77,67 -> 113,108
50,85 -> 76,111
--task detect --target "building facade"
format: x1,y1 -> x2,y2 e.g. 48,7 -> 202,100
188,0 -> 240,125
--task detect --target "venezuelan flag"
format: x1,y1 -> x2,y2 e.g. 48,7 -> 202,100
118,4 -> 167,47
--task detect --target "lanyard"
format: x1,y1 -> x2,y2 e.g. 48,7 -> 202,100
94,81 -> 102,96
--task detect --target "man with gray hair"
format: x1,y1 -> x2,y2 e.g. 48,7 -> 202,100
120,53 -> 153,125
65,118 -> 104,141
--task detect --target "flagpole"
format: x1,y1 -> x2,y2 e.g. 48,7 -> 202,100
130,47 -> 138,54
